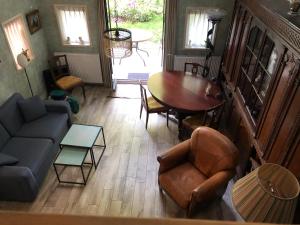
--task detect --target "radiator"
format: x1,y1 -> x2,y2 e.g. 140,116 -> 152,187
54,52 -> 103,84
174,55 -> 221,79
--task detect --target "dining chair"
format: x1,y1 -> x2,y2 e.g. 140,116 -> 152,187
184,62 -> 208,77
157,126 -> 239,217
139,82 -> 169,129
181,101 -> 225,139
48,55 -> 86,99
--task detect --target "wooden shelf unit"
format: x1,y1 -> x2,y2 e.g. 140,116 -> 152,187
221,0 -> 300,182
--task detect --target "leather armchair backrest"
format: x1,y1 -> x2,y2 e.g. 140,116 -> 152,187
189,127 -> 239,177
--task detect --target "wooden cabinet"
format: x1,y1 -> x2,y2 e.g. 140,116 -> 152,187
222,0 -> 300,181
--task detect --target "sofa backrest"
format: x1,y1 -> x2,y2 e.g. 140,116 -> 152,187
0,93 -> 24,135
0,123 -> 10,150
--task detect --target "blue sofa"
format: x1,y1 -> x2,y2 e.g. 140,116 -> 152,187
0,93 -> 71,201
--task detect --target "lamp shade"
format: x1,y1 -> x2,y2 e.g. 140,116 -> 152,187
232,163 -> 300,223
17,53 -> 30,68
103,28 -> 132,59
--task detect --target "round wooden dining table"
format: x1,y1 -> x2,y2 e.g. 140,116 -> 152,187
147,71 -> 222,139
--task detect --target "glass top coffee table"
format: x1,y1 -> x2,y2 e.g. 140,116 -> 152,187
53,124 -> 106,185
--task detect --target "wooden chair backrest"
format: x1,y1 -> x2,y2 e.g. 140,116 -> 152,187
48,55 -> 70,80
184,62 -> 206,76
203,101 -> 225,129
139,82 -> 149,110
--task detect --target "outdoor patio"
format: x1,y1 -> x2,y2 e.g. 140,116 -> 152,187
112,40 -> 162,81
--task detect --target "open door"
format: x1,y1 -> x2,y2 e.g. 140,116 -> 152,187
105,0 -> 165,83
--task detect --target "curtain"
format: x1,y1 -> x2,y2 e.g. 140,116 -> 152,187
56,5 -> 90,45
3,16 -> 32,69
163,0 -> 177,71
185,8 -> 208,48
98,0 -> 113,88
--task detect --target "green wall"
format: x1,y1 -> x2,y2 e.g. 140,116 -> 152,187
176,0 -> 235,56
0,0 -> 49,102
37,0 -> 99,54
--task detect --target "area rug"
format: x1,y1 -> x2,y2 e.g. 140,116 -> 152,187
128,73 -> 149,80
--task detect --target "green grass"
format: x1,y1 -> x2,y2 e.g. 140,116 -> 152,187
118,14 -> 163,43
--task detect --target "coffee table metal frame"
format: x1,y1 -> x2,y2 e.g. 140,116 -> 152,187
53,123 -> 106,185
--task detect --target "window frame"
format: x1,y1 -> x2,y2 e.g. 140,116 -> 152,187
184,7 -> 217,50
54,4 -> 92,47
2,14 -> 34,70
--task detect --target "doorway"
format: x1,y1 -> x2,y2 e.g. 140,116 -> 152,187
106,0 -> 164,83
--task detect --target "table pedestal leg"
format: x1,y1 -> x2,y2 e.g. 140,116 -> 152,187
177,113 -> 186,140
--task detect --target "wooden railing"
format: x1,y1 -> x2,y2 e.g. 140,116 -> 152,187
0,212 -> 267,225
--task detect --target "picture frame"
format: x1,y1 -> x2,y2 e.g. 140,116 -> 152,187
26,9 -> 41,34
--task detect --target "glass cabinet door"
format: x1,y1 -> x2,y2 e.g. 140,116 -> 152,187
236,20 -> 282,128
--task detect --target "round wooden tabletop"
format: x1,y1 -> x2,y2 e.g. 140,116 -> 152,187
147,71 -> 222,113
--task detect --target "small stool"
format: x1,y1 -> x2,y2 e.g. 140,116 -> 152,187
50,90 -> 67,100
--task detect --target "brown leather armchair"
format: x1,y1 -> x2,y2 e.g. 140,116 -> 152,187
157,127 -> 239,217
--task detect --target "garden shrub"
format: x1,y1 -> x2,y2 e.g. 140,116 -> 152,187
111,0 -> 163,23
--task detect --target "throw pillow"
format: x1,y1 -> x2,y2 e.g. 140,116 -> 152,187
18,96 -> 47,122
0,153 -> 18,166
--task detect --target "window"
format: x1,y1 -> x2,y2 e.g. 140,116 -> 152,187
55,4 -> 91,46
185,8 -> 215,49
2,15 -> 33,70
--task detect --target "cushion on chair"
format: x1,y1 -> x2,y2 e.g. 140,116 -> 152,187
0,153 -> 18,166
18,96 -> 47,122
182,114 -> 207,130
147,97 -> 165,110
189,127 -> 239,177
159,162 -> 207,209
56,76 -> 83,90
16,113 -> 69,143
0,93 -> 24,135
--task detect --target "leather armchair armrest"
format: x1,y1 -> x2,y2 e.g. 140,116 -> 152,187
191,170 -> 235,203
0,166 -> 39,201
157,140 -> 190,174
44,100 -> 72,125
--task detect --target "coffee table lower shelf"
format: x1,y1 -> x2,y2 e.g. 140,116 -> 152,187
53,146 -> 93,185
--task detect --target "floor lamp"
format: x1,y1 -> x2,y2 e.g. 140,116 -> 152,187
17,50 -> 33,96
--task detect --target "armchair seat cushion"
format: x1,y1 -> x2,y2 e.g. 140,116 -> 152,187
159,162 -> 207,208
57,75 -> 83,90
16,113 -> 69,143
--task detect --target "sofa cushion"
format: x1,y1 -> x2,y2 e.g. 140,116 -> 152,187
0,124 -> 10,149
18,96 -> 47,122
1,137 -> 53,184
0,93 -> 24,135
16,113 -> 69,143
0,152 -> 18,166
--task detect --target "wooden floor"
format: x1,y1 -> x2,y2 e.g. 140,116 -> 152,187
0,85 -> 241,221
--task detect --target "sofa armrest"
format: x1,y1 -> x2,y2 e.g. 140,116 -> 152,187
0,166 -> 39,201
191,170 -> 235,203
44,100 -> 72,124
157,140 -> 190,174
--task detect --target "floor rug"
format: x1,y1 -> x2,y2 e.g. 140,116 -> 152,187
127,73 -> 149,80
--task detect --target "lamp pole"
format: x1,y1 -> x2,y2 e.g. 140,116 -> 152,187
24,68 -> 34,96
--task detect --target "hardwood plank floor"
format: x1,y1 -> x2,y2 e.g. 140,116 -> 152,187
0,85 -> 241,221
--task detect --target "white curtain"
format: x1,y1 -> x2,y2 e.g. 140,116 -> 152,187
56,5 -> 90,45
3,16 -> 32,69
185,8 -> 209,48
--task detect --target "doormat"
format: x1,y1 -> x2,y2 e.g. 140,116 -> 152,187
128,73 -> 149,80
